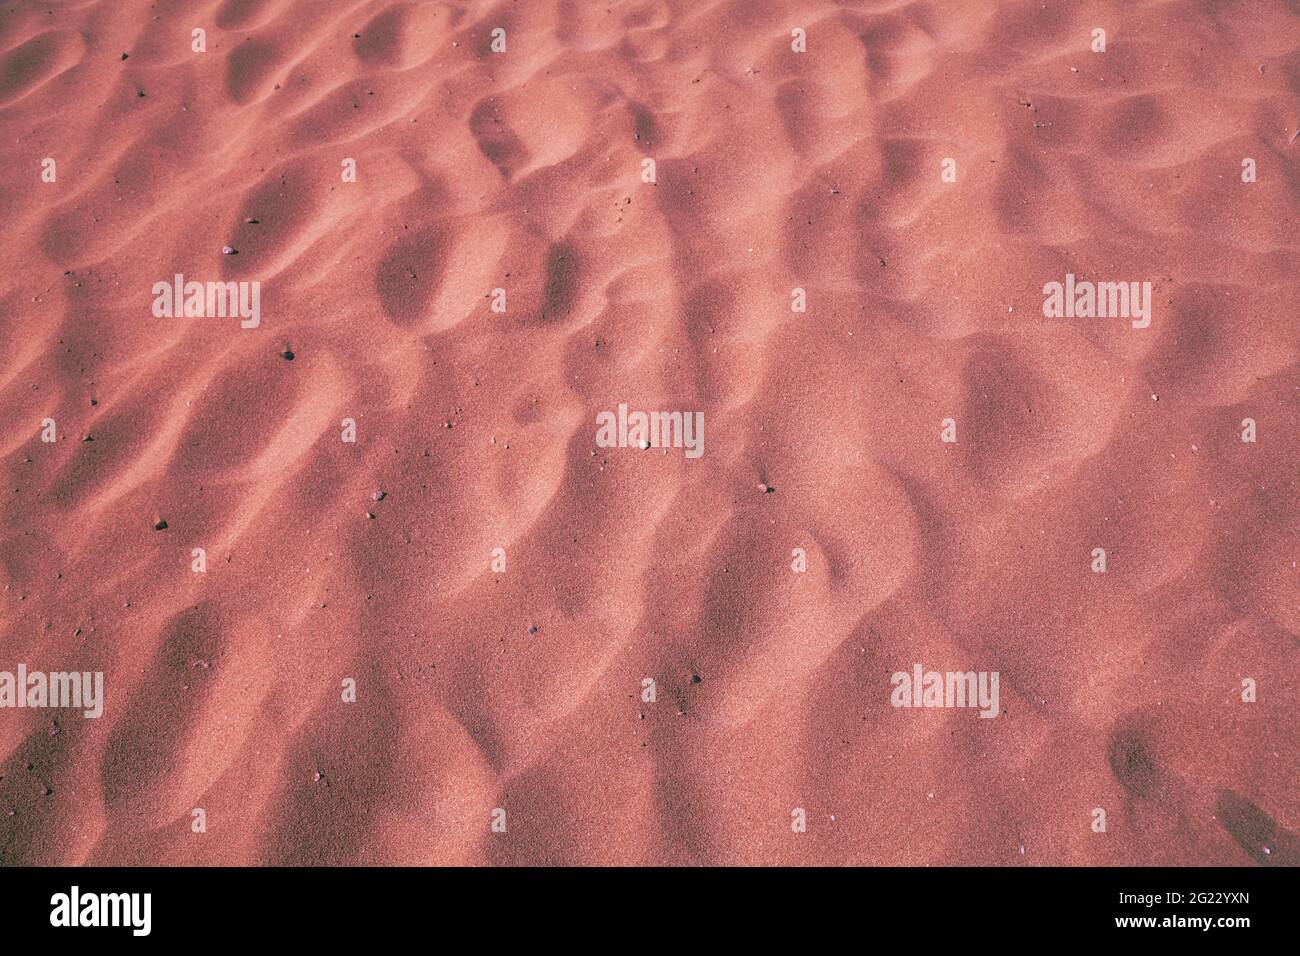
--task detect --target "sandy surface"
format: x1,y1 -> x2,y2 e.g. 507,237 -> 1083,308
0,0 -> 1297,865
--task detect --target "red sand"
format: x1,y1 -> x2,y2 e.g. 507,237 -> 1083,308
0,0 -> 1296,866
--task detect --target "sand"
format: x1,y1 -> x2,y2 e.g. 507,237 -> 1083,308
0,0 -> 1296,866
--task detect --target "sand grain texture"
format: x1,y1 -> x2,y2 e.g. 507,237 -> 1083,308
0,0 -> 1297,866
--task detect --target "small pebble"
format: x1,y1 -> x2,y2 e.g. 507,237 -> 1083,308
222,246 -> 237,255
153,518 -> 168,531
